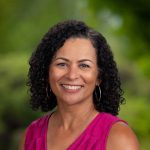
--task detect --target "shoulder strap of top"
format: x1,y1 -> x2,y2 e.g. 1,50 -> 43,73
97,113 -> 128,149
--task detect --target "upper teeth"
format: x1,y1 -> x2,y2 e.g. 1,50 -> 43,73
62,85 -> 82,90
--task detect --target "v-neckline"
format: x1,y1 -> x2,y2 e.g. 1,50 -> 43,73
66,112 -> 101,149
45,112 -> 102,150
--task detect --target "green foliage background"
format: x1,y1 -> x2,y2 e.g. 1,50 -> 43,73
0,0 -> 150,149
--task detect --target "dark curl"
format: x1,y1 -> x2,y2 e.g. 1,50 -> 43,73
27,20 -> 125,116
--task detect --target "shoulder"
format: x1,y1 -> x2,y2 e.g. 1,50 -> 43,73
18,129 -> 27,150
25,114 -> 50,139
28,115 -> 48,128
107,122 -> 140,150
18,114 -> 50,150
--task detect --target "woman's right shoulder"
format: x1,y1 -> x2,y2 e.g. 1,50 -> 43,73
18,114 -> 50,150
25,114 -> 49,138
26,114 -> 49,130
18,128 -> 29,150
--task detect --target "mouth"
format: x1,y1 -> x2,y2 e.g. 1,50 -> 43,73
61,84 -> 83,91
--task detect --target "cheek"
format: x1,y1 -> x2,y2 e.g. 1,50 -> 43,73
84,71 -> 98,85
48,68 -> 64,84
48,68 -> 56,83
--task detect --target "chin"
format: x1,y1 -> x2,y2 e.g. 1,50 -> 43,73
58,96 -> 85,106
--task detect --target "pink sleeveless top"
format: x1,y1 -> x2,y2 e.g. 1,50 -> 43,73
25,112 -> 127,150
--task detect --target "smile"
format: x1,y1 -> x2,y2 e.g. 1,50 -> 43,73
61,84 -> 82,90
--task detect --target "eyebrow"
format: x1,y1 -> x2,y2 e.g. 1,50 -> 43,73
54,57 -> 95,64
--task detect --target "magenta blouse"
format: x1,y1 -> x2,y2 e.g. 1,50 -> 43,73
25,112 -> 127,150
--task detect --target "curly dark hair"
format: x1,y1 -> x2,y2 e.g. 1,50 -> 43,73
28,20 -> 125,116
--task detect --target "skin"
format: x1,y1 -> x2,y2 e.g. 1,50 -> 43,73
18,38 -> 140,150
107,122 -> 140,150
46,38 -> 100,149
49,38 -> 100,108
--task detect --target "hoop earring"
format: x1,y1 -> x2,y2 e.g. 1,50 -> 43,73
46,85 -> 51,99
95,86 -> 101,102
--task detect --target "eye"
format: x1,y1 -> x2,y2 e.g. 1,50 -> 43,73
56,63 -> 68,68
79,63 -> 90,69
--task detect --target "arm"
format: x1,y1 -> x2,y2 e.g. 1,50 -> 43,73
18,130 -> 27,150
107,122 -> 140,150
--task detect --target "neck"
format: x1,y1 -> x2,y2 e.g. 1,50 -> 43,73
53,100 -> 99,131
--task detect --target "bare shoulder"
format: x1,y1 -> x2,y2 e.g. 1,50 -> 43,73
18,129 -> 27,150
107,122 -> 140,150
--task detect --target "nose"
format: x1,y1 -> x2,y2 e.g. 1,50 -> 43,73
66,65 -> 79,80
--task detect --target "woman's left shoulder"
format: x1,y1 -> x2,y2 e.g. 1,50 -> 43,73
107,121 -> 140,150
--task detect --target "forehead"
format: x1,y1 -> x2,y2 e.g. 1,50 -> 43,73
54,38 -> 97,60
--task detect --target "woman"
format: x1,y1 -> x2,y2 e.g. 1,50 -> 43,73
19,20 -> 140,150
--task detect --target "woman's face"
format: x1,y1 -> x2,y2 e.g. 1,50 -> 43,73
49,38 -> 100,106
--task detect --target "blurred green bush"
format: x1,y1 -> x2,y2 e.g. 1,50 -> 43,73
0,0 -> 150,149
